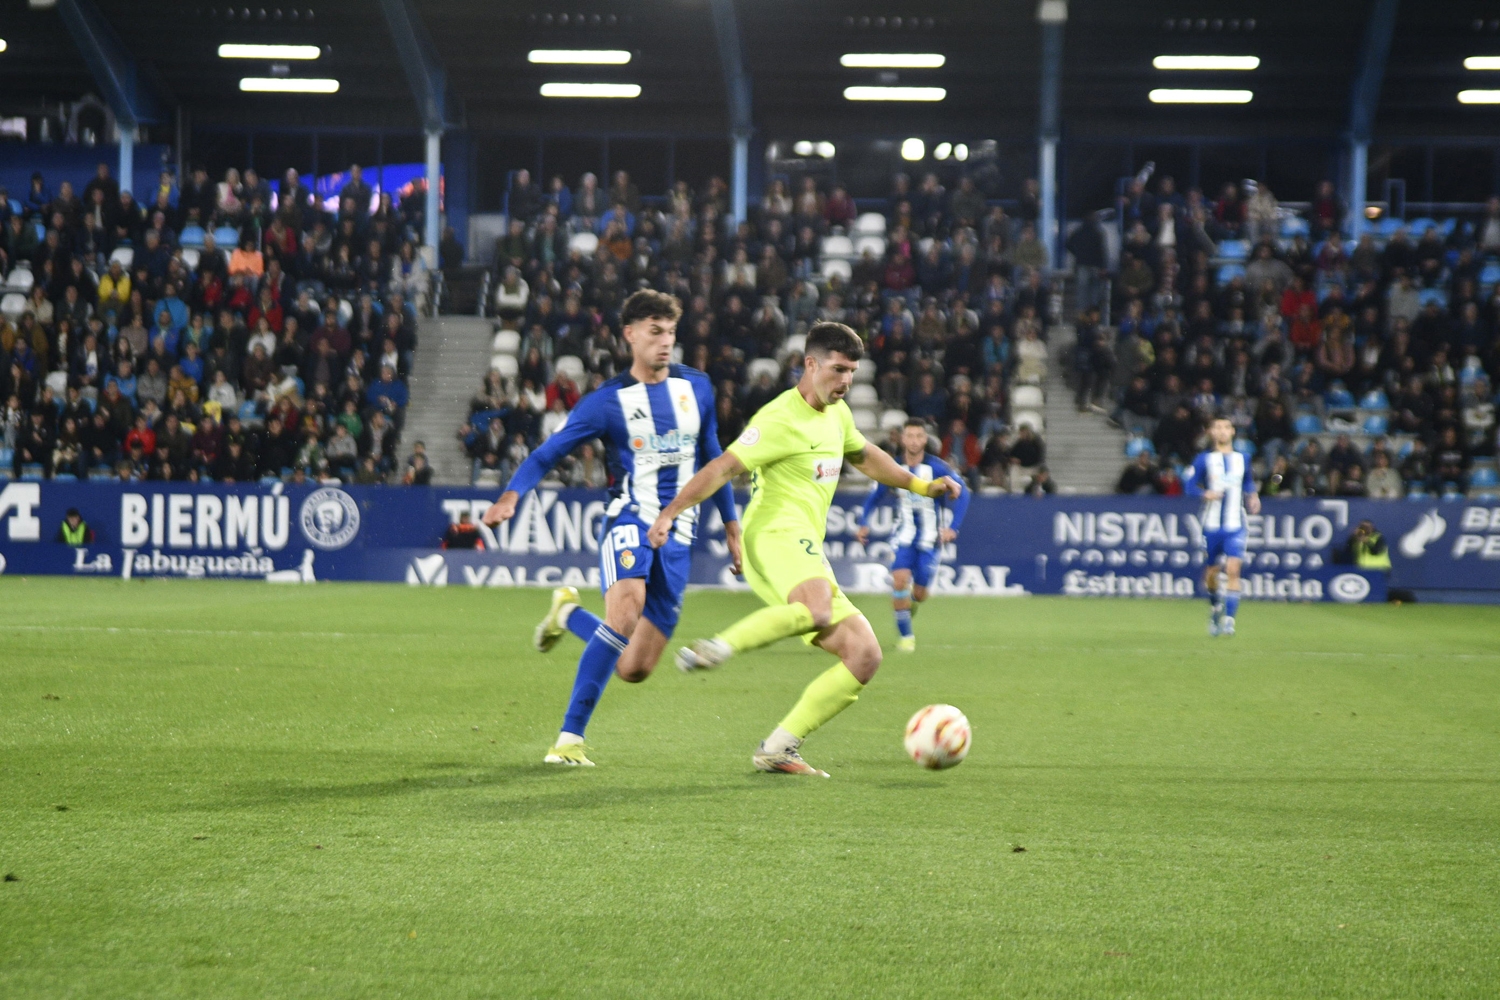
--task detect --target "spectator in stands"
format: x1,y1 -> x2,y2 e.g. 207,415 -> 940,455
1117,451 -> 1159,494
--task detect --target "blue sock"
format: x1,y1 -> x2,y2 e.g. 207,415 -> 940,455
565,605 -> 603,642
1225,592 -> 1240,619
894,608 -> 913,638
560,623 -> 627,738
1207,584 -> 1221,609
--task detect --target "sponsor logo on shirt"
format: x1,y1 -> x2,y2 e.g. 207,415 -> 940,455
628,429 -> 698,453
814,458 -> 842,482
737,427 -> 760,447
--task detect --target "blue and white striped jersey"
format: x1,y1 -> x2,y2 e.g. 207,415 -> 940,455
857,454 -> 971,551
1184,448 -> 1255,531
505,364 -> 737,543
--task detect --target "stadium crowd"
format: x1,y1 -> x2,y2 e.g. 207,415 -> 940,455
0,161 -> 433,484
1073,175 -> 1500,499
466,167 -> 1055,493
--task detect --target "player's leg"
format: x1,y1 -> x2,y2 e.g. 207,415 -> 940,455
1203,534 -> 1226,635
888,554 -> 912,650
675,534 -> 827,670
615,538 -> 690,682
755,606 -> 880,778
897,549 -> 937,651
1220,532 -> 1247,635
545,518 -> 650,765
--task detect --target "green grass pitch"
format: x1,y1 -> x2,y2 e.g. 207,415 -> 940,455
2,578 -> 1498,998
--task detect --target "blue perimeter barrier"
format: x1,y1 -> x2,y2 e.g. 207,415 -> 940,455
2,482 -> 1496,603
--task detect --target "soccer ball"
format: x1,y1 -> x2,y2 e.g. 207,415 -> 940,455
904,704 -> 971,770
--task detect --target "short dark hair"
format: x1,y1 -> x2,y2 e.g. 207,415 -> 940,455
620,289 -> 682,327
903,417 -> 928,431
805,322 -> 864,361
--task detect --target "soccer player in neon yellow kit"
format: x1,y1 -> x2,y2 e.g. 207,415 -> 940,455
648,322 -> 961,777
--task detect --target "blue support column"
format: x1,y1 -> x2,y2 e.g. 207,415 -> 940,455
56,0 -> 166,198
710,0 -> 753,227
1345,0 -> 1399,237
1036,0 -> 1067,270
377,0 -> 458,260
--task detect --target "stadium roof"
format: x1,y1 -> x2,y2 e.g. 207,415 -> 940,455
3,1 -> 1500,139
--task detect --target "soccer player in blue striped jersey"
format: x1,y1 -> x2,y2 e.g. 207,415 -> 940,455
1183,415 -> 1260,637
854,418 -> 971,651
483,290 -> 741,765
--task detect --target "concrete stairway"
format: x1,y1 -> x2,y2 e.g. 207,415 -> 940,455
403,316 -> 493,485
1040,324 -> 1127,494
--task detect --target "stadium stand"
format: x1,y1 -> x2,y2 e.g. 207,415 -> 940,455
459,168 -> 1050,493
1089,176 -> 1499,501
0,162 -> 432,485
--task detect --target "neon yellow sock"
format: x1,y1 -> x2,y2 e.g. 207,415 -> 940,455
716,602 -> 816,654
778,663 -> 865,739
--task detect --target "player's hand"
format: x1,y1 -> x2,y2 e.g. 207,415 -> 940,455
481,491 -> 519,526
927,476 -> 963,501
1202,490 -> 1223,501
940,527 -> 957,544
724,520 -> 744,576
855,525 -> 870,545
1246,492 -> 1261,515
647,513 -> 673,549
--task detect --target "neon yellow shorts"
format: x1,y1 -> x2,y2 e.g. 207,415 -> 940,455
741,531 -> 861,643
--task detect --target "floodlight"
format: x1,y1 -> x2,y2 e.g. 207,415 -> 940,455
219,44 -> 321,59
845,86 -> 946,102
528,50 -> 631,65
839,53 -> 945,69
901,138 -> 925,161
539,83 -> 641,98
239,77 -> 339,93
1152,55 -> 1259,70
1149,89 -> 1253,103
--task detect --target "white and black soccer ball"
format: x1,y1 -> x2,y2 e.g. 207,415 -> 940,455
904,704 -> 971,770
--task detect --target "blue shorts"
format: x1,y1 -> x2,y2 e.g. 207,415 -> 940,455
891,545 -> 939,589
1203,527 -> 1248,564
598,512 -> 691,636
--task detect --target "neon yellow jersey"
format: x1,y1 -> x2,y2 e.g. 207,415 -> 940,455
727,387 -> 867,544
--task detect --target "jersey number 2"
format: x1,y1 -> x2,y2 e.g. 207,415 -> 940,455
799,538 -> 816,556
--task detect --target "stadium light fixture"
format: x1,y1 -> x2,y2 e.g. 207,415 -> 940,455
219,43 -> 320,59
845,86 -> 946,102
0,39 -> 8,54
1152,55 -> 1259,70
1463,57 -> 1500,70
1149,88 -> 1253,104
901,138 -> 925,161
528,49 -> 631,65
1458,89 -> 1500,103
239,77 -> 339,93
839,53 -> 945,69
816,141 -> 836,158
933,142 -> 952,160
540,82 -> 641,98
793,141 -> 814,156
954,143 -> 969,161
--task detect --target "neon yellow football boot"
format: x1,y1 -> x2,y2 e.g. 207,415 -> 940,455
534,586 -> 580,653
543,741 -> 595,766
896,636 -> 917,653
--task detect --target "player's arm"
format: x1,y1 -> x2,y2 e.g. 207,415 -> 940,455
482,399 -> 603,526
1242,458 -> 1261,515
1183,454 -> 1214,499
648,451 -> 747,548
850,443 -> 961,501
928,456 -> 971,541
694,379 -> 742,573
854,481 -> 890,544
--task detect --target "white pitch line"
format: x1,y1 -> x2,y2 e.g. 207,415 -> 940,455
0,624 -> 370,639
922,643 -> 1500,660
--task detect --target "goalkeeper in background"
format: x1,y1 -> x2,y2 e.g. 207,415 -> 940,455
648,323 -> 961,777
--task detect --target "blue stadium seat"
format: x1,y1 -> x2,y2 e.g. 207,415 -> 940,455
1324,387 -> 1354,409
1406,487 -> 1428,500
1359,389 -> 1389,410
53,473 -> 77,482
1280,216 -> 1310,238
1294,414 -> 1323,435
213,225 -> 241,247
1233,438 -> 1256,456
1470,466 -> 1500,489
1417,288 -> 1448,309
32,221 -> 44,241
1376,217 -> 1405,237
1481,262 -> 1500,288
0,447 -> 11,469
1124,437 -> 1154,457
1217,263 -> 1246,284
20,463 -> 44,480
1217,239 -> 1249,261
180,224 -> 206,247
1407,217 -> 1437,236
1362,414 -> 1389,436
